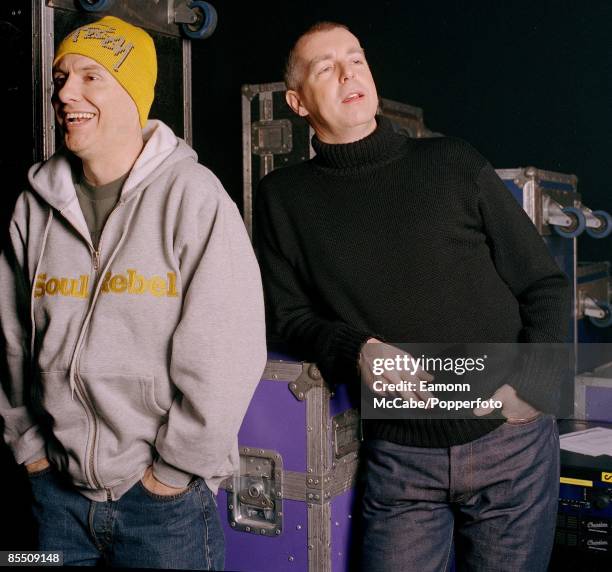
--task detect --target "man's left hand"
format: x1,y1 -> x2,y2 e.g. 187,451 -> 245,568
141,466 -> 189,496
473,383 -> 540,421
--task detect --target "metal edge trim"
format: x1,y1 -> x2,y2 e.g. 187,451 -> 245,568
308,503 -> 331,572
496,167 -> 578,187
573,376 -> 586,419
34,0 -> 56,162
262,360 -> 304,382
242,91 -> 253,237
182,38 -> 192,146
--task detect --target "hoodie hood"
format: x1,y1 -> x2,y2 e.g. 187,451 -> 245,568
27,120 -> 196,232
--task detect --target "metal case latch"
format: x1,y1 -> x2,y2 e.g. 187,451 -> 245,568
333,408 -> 361,459
252,120 -> 293,155
227,447 -> 283,536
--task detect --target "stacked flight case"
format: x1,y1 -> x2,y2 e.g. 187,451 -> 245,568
496,169 -> 612,416
218,359 -> 361,572
577,262 -> 612,343
495,167 -> 581,345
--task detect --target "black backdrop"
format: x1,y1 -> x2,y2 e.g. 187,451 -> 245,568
1,0 -> 611,263
191,0 -> 612,264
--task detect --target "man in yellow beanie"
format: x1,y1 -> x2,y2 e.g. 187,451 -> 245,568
0,16 -> 266,569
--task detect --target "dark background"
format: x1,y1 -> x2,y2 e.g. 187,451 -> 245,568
191,0 -> 612,264
0,0 -> 611,553
1,0 -> 611,263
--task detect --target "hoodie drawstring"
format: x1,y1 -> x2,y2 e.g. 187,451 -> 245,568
30,208 -> 54,360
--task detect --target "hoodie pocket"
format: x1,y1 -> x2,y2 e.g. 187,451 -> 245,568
78,372 -> 168,488
39,371 -> 90,487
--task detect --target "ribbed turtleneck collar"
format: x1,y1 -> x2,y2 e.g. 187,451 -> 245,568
311,115 -> 405,170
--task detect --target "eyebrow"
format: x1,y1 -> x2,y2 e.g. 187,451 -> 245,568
308,47 -> 365,68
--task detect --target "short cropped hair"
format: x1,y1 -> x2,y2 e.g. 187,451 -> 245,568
284,21 -> 349,91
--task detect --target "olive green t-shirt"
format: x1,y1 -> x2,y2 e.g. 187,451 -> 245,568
75,171 -> 129,249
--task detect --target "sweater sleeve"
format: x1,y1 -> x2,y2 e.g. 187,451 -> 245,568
254,182 -> 373,383
152,176 -> 267,489
476,162 -> 571,409
0,195 -> 48,466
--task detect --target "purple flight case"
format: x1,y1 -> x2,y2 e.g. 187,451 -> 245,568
219,355 -> 361,572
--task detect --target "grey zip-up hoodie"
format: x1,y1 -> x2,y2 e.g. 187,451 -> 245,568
0,120 -> 266,501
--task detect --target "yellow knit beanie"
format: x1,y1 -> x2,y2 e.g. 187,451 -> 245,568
53,16 -> 157,128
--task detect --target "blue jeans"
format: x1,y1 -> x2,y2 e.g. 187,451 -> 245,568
28,468 -> 225,569
361,415 -> 560,571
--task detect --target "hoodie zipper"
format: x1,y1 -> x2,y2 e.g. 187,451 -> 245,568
90,200 -> 123,274
70,200 -> 125,495
92,249 -> 101,272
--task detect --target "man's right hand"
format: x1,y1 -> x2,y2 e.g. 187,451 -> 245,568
359,338 -> 435,406
141,466 -> 190,496
25,458 -> 50,474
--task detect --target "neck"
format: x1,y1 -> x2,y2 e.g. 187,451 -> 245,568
311,115 -> 406,170
315,118 -> 378,144
81,135 -> 144,187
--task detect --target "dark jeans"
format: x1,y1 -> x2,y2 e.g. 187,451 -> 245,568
362,415 -> 560,572
28,468 -> 225,570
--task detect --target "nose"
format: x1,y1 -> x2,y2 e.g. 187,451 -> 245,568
339,63 -> 355,83
55,74 -> 81,104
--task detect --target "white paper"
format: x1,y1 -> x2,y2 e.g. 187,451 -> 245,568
560,427 -> 612,457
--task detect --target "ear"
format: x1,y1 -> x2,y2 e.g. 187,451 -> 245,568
285,89 -> 310,118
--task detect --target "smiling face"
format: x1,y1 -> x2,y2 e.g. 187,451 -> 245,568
52,53 -> 141,162
286,27 -> 378,144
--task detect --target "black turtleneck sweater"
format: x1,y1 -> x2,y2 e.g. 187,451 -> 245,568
254,116 -> 570,447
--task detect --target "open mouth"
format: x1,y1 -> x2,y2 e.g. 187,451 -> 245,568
342,92 -> 364,103
64,112 -> 96,125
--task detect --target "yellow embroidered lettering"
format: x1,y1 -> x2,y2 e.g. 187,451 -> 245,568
94,270 -> 180,298
127,269 -> 146,294
110,274 -> 127,293
76,275 -> 89,298
150,276 -> 166,297
167,272 -> 179,297
58,278 -> 72,296
101,271 -> 113,293
69,278 -> 80,297
34,274 -> 46,298
45,278 -> 59,295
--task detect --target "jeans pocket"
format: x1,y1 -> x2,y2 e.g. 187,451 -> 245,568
137,477 -> 199,502
199,479 -> 218,507
28,465 -> 53,479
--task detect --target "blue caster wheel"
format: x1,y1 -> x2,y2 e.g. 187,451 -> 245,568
181,1 -> 218,40
78,0 -> 113,12
586,210 -> 612,239
552,206 -> 586,238
588,301 -> 612,328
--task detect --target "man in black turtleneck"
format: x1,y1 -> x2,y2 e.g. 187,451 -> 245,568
254,22 -> 569,572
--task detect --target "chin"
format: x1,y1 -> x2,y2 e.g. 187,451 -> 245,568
64,135 -> 87,153
344,115 -> 377,131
